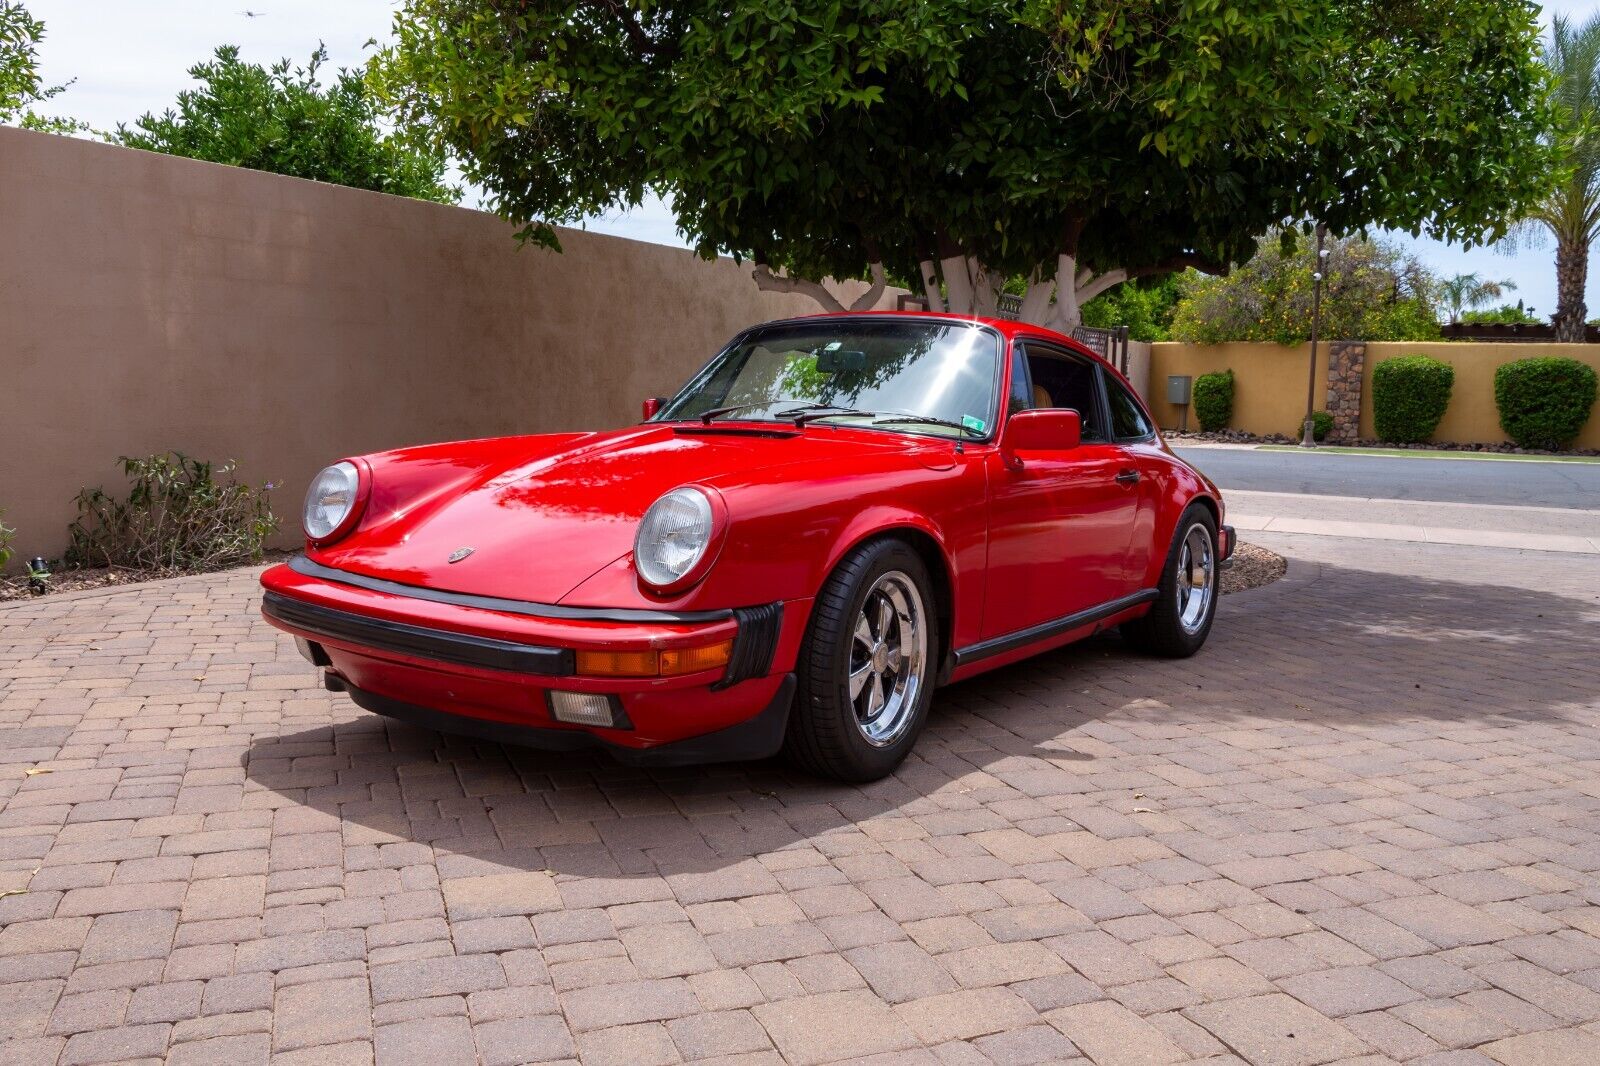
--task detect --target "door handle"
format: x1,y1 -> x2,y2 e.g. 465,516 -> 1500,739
1115,469 -> 1141,485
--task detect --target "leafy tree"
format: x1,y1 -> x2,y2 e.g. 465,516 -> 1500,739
112,45 -> 457,203
0,1 -> 83,134
1438,273 -> 1518,324
374,0 -> 1554,327
1081,276 -> 1182,342
1511,14 -> 1600,342
1460,301 -> 1542,325
1170,232 -> 1442,344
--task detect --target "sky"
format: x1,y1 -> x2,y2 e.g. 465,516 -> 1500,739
18,1 -> 1600,317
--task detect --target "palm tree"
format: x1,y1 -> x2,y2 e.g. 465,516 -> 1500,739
1522,15 -> 1600,341
1439,273 -> 1519,325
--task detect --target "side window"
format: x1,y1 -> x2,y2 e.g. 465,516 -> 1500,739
1007,343 -> 1033,418
1104,373 -> 1154,441
1024,346 -> 1108,442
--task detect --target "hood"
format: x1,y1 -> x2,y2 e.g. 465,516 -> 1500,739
312,424 -> 953,604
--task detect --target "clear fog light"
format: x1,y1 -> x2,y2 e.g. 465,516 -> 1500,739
547,691 -> 623,727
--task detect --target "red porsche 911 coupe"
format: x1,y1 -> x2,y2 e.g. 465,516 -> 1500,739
261,312 -> 1231,781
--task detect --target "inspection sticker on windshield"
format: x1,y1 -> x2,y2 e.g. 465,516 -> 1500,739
961,414 -> 987,434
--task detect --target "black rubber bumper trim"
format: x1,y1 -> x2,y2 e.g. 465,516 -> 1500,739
951,588 -> 1160,666
1220,524 -> 1236,566
345,673 -> 797,768
286,554 -> 734,625
716,602 -> 782,690
263,591 -> 575,676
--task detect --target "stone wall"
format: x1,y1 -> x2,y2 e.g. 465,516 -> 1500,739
1323,341 -> 1366,442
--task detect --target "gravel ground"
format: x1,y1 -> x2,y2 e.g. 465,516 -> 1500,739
1220,541 -> 1286,594
4,543 -> 1287,604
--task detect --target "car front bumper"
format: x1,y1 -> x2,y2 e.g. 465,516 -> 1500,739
259,556 -> 805,764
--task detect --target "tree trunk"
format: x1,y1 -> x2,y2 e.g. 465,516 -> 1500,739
918,260 -> 945,312
1553,239 -> 1589,343
1044,253 -> 1082,331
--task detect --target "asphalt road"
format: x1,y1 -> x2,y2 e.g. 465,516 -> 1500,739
1173,446 -> 1600,511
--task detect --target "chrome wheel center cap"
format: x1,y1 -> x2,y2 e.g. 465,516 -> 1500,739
871,642 -> 890,674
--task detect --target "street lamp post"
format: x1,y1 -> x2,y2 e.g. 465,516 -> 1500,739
1301,222 -> 1329,448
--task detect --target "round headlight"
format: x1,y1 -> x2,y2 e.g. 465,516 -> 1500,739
303,462 -> 362,541
635,487 -> 717,589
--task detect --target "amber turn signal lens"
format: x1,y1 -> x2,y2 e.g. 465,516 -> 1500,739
575,649 -> 660,676
659,640 -> 733,676
576,640 -> 733,678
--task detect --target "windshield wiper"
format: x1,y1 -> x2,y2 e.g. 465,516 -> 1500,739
789,404 -> 875,426
871,413 -> 986,438
696,402 -> 772,424
697,400 -> 852,424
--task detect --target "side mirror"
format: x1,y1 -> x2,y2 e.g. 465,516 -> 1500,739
641,397 -> 665,421
1003,409 -> 1081,466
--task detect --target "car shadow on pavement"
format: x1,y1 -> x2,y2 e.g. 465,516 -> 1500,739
242,560 -> 1600,881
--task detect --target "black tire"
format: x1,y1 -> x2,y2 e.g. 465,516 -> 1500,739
1121,504 -> 1219,658
784,538 -> 939,782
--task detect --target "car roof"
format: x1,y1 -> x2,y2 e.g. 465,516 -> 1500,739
750,309 -> 1109,367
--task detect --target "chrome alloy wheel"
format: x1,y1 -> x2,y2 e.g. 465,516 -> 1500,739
847,570 -> 929,747
1176,522 -> 1215,634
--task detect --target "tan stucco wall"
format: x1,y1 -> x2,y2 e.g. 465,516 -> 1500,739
1148,342 -> 1329,437
0,127 -> 899,560
1152,340 -> 1600,448
1361,342 -> 1600,449
1124,340 -> 1151,401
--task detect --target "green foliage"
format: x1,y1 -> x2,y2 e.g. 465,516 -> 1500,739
1372,355 -> 1455,443
1460,302 -> 1542,325
1081,276 -> 1181,341
112,46 -> 456,203
67,453 -> 279,573
0,1 -> 83,133
1494,356 -> 1599,449
1192,370 -> 1234,432
1305,410 -> 1334,442
1438,273 -> 1517,324
1170,231 -> 1443,344
0,508 -> 14,571
372,1 -> 1556,300
1522,15 -> 1600,340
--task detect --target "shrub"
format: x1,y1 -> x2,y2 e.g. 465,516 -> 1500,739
67,453 -> 278,572
1372,354 -> 1454,443
1303,410 -> 1334,442
1494,357 -> 1599,450
1192,369 -> 1234,431
0,510 -> 14,571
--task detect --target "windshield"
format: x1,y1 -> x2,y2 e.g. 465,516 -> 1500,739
656,319 -> 1002,439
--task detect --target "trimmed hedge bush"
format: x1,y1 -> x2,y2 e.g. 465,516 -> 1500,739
1192,369 -> 1234,431
1308,410 -> 1333,442
1372,354 -> 1454,443
1494,357 -> 1598,450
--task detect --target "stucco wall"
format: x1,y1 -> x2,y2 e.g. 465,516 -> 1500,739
0,127 -> 897,560
1151,340 -> 1600,448
1360,342 -> 1600,449
1148,342 -> 1329,437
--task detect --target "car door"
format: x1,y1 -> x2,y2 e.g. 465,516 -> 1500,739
1100,366 -> 1165,588
981,340 -> 1142,640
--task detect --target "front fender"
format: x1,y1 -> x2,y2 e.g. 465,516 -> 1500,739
558,451 -> 990,652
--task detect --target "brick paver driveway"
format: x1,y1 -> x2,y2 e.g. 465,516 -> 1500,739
3,534 -> 1599,1066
